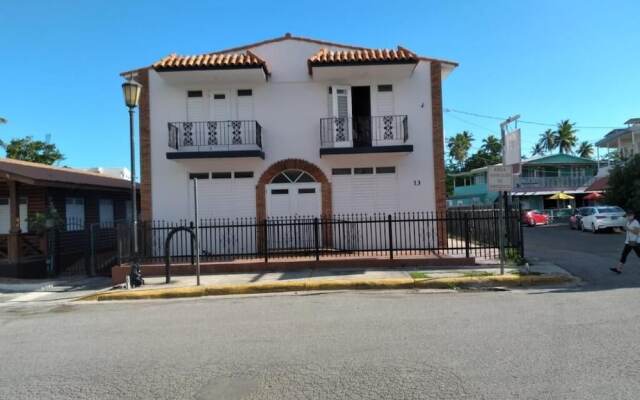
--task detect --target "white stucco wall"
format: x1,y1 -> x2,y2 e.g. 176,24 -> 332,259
148,38 -> 441,221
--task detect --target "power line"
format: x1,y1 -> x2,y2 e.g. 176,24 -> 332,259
444,108 -> 619,130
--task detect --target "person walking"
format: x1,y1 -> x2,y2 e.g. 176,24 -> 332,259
610,210 -> 640,274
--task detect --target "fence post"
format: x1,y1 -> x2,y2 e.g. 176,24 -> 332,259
87,224 -> 96,276
189,221 -> 195,266
263,219 -> 268,263
387,214 -> 394,260
313,217 -> 320,261
464,212 -> 470,259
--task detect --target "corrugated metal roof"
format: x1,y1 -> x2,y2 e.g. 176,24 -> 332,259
0,158 -> 131,189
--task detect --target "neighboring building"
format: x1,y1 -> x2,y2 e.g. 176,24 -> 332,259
596,118 -> 640,161
80,167 -> 131,181
0,158 -> 135,277
447,167 -> 498,207
513,154 -> 597,210
448,154 -> 598,210
122,33 -> 457,222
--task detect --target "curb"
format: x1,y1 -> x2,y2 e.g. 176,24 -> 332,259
78,274 -> 575,302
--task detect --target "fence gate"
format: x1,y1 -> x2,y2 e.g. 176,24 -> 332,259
48,222 -> 120,276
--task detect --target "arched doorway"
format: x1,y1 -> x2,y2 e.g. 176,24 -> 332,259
266,170 -> 320,217
256,159 -> 332,221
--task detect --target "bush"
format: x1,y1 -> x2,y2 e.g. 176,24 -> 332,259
605,155 -> 640,213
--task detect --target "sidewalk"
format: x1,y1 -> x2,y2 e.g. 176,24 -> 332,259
0,276 -> 113,304
81,261 -> 577,302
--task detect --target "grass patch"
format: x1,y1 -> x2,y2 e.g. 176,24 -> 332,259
409,271 -> 431,279
511,270 -> 543,276
461,270 -> 494,277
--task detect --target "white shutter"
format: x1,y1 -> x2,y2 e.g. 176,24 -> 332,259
186,91 -> 205,122
0,199 -> 28,233
0,199 -> 9,234
210,92 -> 230,121
376,86 -> 394,116
331,86 -> 352,147
19,198 -> 28,233
375,85 -> 398,144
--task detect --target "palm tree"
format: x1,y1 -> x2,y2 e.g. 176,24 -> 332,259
531,142 -> 545,156
554,120 -> 578,154
538,129 -> 556,153
481,135 -> 502,156
447,131 -> 474,169
576,141 -> 594,159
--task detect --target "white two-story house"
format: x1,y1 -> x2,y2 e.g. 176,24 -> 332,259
122,34 -> 457,222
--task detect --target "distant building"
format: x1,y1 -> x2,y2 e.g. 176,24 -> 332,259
596,118 -> 640,161
79,167 -> 131,181
448,153 -> 598,210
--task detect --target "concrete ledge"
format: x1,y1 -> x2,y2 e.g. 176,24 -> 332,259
111,256 -> 476,285
84,274 -> 575,302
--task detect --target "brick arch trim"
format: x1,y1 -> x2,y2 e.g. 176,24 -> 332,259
256,158 -> 332,221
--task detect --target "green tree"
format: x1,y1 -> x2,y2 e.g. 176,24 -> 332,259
538,129 -> 556,153
531,142 -> 545,156
576,141 -> 594,159
0,136 -> 65,165
447,131 -> 474,169
605,154 -> 640,212
463,134 -> 503,171
554,120 -> 578,154
481,135 -> 502,155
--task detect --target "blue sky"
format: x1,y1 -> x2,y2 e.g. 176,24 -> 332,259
1,0 -> 639,168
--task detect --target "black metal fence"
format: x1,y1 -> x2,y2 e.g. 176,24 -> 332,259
122,210 -> 523,264
168,120 -> 262,151
320,115 -> 408,147
46,218 -> 121,276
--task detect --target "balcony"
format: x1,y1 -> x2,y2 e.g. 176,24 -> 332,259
167,121 -> 264,159
514,175 -> 596,192
319,115 -> 412,156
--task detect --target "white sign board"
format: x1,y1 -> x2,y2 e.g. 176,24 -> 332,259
504,128 -> 521,166
488,165 -> 514,192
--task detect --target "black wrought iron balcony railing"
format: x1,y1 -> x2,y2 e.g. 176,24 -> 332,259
168,120 -> 262,151
320,115 -> 408,148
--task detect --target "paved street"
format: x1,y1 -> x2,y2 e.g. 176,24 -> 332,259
524,224 -> 640,289
1,226 -> 639,399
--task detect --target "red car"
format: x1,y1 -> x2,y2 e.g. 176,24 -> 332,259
522,209 -> 550,227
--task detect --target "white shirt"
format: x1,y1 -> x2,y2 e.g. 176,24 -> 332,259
626,219 -> 640,244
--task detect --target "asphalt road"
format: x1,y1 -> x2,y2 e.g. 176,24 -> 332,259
1,226 -> 639,399
1,284 -> 640,399
524,224 -> 640,289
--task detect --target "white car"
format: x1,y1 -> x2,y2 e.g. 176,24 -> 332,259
579,206 -> 626,233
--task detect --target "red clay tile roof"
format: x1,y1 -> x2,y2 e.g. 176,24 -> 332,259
122,34 -> 457,77
0,158 -> 132,190
152,50 -> 269,75
585,176 -> 609,192
308,47 -> 418,66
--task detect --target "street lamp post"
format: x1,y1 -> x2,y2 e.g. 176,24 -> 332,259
122,79 -> 142,286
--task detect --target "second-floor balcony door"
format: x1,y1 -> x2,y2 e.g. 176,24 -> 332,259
374,84 -> 403,146
331,86 -> 352,147
207,92 -> 232,148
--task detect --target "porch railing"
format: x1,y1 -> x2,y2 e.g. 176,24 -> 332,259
514,175 -> 596,190
320,115 -> 408,148
168,120 -> 262,151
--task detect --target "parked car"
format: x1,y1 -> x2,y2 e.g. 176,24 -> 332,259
579,206 -> 625,233
569,208 -> 584,230
522,209 -> 550,227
